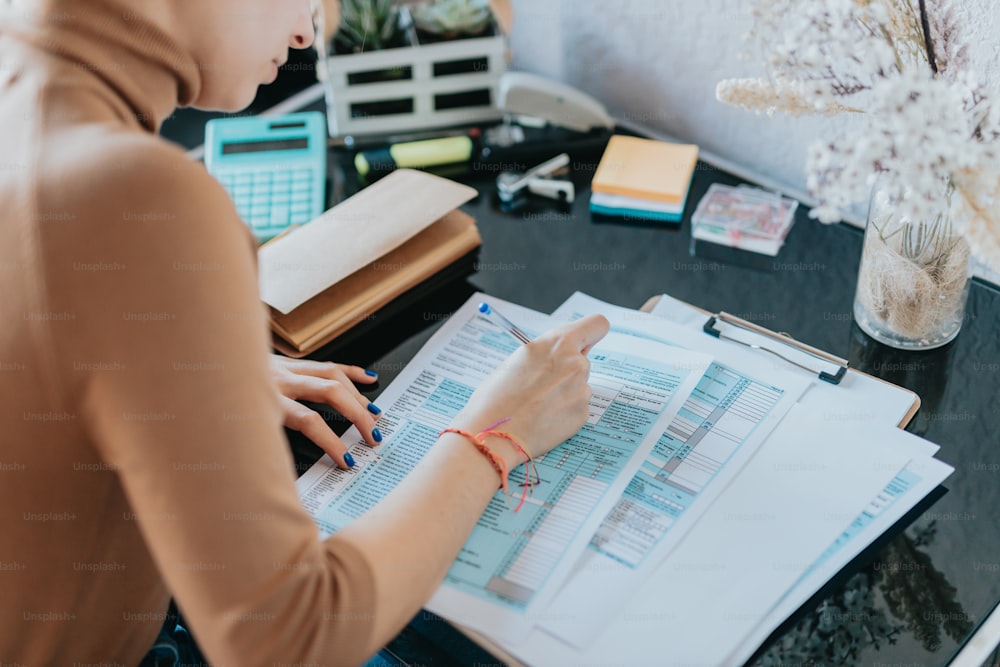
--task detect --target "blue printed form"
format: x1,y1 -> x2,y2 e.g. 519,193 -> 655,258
296,295 -> 712,643
536,292 -> 811,647
445,351 -> 695,608
593,362 -> 786,569
539,360 -> 802,647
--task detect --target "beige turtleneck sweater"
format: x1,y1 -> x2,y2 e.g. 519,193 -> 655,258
0,2 -> 376,665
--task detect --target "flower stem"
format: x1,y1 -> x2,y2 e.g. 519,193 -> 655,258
918,0 -> 939,75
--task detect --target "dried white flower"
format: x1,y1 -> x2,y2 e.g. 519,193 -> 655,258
925,0 -> 971,78
716,78 -> 860,117
718,0 -> 1000,270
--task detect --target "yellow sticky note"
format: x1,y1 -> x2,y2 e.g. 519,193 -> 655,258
592,135 -> 699,204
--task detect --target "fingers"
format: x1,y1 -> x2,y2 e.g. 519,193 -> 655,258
541,314 -> 610,354
285,375 -> 383,447
338,364 -> 379,385
279,396 -> 356,470
576,314 -> 610,355
274,358 -> 383,418
278,358 -> 379,386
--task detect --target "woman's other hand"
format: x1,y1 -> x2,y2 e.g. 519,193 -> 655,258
452,314 -> 610,464
269,355 -> 382,469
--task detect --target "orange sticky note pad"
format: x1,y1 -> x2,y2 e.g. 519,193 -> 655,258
591,135 -> 699,205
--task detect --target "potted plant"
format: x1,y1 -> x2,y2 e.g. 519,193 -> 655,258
412,0 -> 496,44
314,0 -> 511,137
331,0 -> 411,91
333,0 -> 408,54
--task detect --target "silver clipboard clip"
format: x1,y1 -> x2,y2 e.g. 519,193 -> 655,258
703,312 -> 849,385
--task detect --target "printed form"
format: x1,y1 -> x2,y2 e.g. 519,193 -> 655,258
502,404 -> 920,667
533,292 -> 810,646
296,294 -> 712,642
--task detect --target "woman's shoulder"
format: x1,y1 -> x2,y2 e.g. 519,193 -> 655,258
41,124 -> 222,209
36,123 -> 250,249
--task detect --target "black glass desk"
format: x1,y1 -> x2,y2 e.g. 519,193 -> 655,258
163,96 -> 1000,667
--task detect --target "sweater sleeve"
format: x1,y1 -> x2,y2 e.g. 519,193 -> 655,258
41,133 -> 378,666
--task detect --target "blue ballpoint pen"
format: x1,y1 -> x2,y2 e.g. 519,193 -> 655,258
478,302 -> 534,345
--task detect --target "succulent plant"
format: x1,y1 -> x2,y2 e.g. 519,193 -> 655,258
334,0 -> 407,53
413,0 -> 493,38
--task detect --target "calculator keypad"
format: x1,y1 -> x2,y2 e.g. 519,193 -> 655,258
217,168 -> 319,240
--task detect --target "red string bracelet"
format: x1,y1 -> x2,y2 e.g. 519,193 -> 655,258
440,418 -> 541,512
439,428 -> 510,499
479,429 -> 541,512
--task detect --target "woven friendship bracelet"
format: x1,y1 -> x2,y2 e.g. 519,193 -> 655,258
440,418 -> 541,512
478,429 -> 541,512
439,428 -> 510,498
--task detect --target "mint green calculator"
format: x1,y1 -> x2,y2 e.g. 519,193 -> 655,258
205,112 -> 327,242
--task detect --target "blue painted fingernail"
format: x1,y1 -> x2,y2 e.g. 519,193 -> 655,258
372,428 -> 383,443
344,452 -> 355,468
367,402 -> 382,415
365,369 -> 378,377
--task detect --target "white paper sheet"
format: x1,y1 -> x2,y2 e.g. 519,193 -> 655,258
296,293 -> 711,643
534,293 -> 811,647
727,451 -> 954,666
497,404 -> 919,667
258,170 -> 476,314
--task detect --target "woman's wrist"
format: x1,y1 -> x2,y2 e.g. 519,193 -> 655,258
437,427 -> 542,512
440,418 -> 524,472
436,430 -> 520,482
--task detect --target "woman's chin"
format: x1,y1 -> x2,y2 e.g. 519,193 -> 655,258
193,86 -> 261,114
265,61 -> 280,84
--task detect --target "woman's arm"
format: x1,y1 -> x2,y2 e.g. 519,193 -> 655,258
338,315 -> 610,647
51,136 -> 607,666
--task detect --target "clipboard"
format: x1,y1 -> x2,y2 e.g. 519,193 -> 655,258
639,295 -> 921,429
443,292 -> 922,667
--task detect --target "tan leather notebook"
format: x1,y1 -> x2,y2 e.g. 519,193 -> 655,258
258,170 -> 481,357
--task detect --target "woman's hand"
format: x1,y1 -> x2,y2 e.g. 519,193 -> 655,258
269,355 -> 382,469
451,314 -> 610,466
332,314 -> 609,647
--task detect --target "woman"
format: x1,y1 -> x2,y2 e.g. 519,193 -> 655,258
0,0 -> 609,664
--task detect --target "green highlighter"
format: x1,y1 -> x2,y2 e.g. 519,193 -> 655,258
355,135 -> 475,180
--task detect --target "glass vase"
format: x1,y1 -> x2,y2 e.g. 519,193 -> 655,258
853,185 -> 972,350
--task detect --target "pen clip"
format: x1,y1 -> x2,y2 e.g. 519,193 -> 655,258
703,312 -> 849,385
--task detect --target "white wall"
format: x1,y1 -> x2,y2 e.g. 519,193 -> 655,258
509,0 -> 1000,197
507,0 -> 1000,277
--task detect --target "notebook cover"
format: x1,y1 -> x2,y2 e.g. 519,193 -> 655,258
269,209 -> 482,357
591,135 -> 699,204
259,169 -> 477,315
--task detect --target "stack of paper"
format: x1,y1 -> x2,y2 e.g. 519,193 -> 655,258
295,291 -> 954,666
590,135 -> 699,223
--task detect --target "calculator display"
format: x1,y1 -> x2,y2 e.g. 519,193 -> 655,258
221,137 -> 309,155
